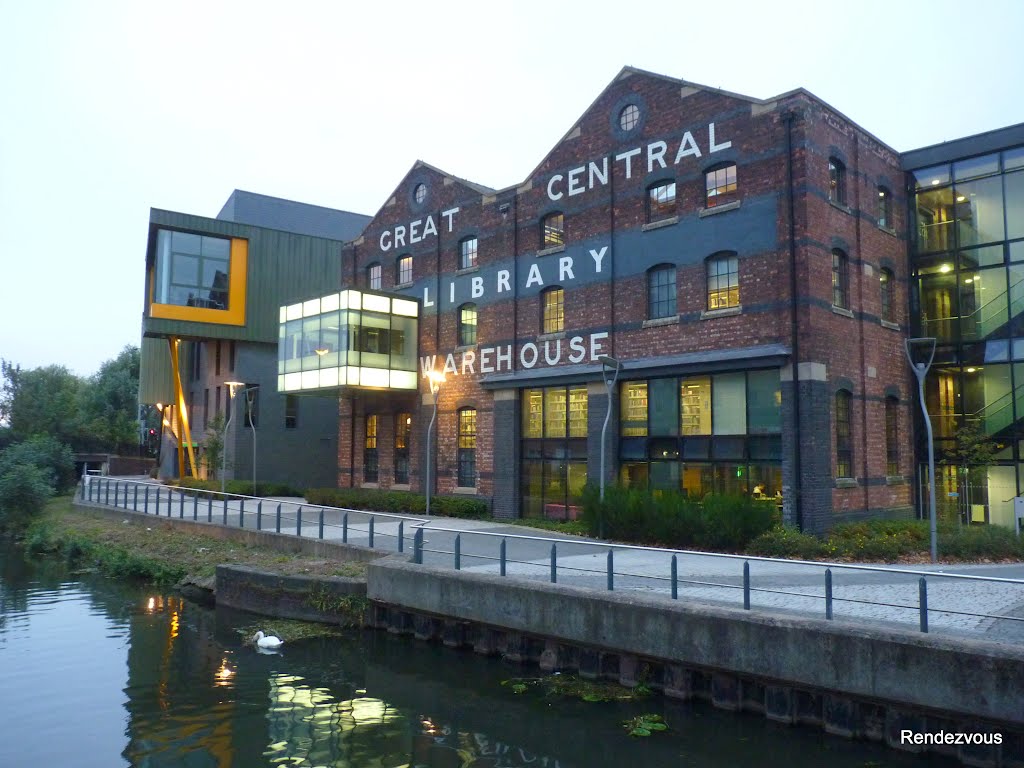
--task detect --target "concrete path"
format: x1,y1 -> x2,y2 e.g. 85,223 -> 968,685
81,477 -> 1024,644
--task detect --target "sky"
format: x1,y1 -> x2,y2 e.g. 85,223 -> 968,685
1,0 -> 1023,378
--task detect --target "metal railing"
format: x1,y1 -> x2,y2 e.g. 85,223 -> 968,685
81,477 -> 1024,638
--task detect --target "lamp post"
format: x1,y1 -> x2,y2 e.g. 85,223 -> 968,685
425,370 -> 445,517
223,381 -> 257,495
905,338 -> 938,563
598,355 -> 622,540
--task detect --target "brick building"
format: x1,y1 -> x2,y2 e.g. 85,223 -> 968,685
276,67 -> 915,533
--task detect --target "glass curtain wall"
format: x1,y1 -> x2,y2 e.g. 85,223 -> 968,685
521,386 -> 588,519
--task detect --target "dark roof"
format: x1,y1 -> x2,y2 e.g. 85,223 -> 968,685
901,121 -> 1024,170
217,189 -> 371,242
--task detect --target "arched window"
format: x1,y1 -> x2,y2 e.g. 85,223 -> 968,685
541,212 -> 564,249
367,262 -> 381,290
647,264 -> 676,319
885,397 -> 899,476
706,252 -> 739,310
541,286 -> 565,334
705,162 -> 737,207
457,407 -> 477,488
828,157 -> 847,206
396,254 -> 412,285
835,390 -> 852,478
458,303 -> 478,346
832,249 -> 849,309
877,185 -> 892,228
880,268 -> 895,322
646,180 -> 676,222
459,236 -> 478,270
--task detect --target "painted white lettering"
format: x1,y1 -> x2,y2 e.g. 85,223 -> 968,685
709,121 -> 732,153
441,207 -> 460,232
559,256 -> 575,282
673,131 -> 701,163
461,350 -> 476,375
496,345 -> 512,371
443,353 -> 457,375
568,336 -> 587,363
615,147 -> 641,178
647,140 -> 668,173
422,215 -> 437,239
419,355 -> 437,377
471,276 -> 484,298
525,263 -> 543,288
479,346 -> 494,373
520,343 -> 539,369
547,174 -> 564,201
590,246 -> 608,273
379,230 -> 392,252
589,332 -> 609,361
497,269 -> 511,293
449,282 -> 455,304
409,219 -> 421,244
543,339 -> 562,365
588,158 -> 608,189
567,166 -> 585,196
394,225 -> 406,248
422,286 -> 434,308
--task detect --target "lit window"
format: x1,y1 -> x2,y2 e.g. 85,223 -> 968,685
877,185 -> 892,228
648,265 -> 676,319
705,163 -> 737,207
829,157 -> 847,206
395,412 -> 411,484
832,249 -> 849,309
619,104 -> 640,131
885,397 -> 899,476
367,263 -> 381,290
706,253 -> 739,310
541,212 -> 564,249
542,287 -> 564,334
397,255 -> 412,284
880,268 -> 894,322
647,181 -> 676,222
835,390 -> 852,478
457,408 -> 477,488
460,237 -> 478,270
284,395 -> 298,429
364,414 -> 378,483
459,303 -> 477,346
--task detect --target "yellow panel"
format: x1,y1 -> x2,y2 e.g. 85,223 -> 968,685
149,238 -> 248,326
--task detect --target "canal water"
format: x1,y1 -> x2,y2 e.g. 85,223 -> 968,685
0,544 -> 945,767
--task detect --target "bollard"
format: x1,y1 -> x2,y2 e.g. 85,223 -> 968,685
318,509 -> 324,540
671,555 -> 678,600
167,488 -> 172,517
550,544 -> 557,584
398,521 -> 404,553
919,577 -> 929,633
343,513 -> 348,543
414,528 -> 423,564
105,480 -> 111,506
297,506 -> 302,536
144,486 -> 149,514
179,491 -> 184,519
134,484 -> 139,512
239,499 -> 245,529
207,495 -> 213,522
455,534 -> 461,570
193,493 -> 198,520
155,487 -> 161,514
500,538 -> 507,576
275,503 -> 281,533
222,497 -> 228,525
257,501 -> 262,531
825,569 -> 833,620
369,516 -> 375,548
607,550 -> 614,591
743,561 -> 751,610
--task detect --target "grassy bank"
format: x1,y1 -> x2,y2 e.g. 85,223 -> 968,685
22,496 -> 369,587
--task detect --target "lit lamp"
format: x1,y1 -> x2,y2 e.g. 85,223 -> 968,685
425,370 -> 445,517
598,354 -> 622,540
223,381 -> 258,496
904,338 -> 938,562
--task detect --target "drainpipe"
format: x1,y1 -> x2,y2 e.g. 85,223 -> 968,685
785,110 -> 804,530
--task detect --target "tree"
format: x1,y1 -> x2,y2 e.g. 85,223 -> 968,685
0,436 -> 76,492
943,423 -> 1003,467
202,414 -> 227,480
0,360 -> 82,445
77,346 -> 141,453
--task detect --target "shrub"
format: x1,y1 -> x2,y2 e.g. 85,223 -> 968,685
0,436 -> 76,492
698,494 -> 780,550
937,524 -> 1024,560
0,463 -> 54,531
304,487 -> 489,519
747,526 -> 826,559
169,477 -> 304,498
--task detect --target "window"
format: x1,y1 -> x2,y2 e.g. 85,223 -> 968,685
835,390 -> 852,478
414,183 -> 427,204
832,249 -> 849,309
829,157 -> 847,206
877,186 -> 892,228
395,413 -> 411,484
880,268 -> 894,322
705,163 -> 737,207
396,255 -> 412,285
521,387 -> 588,518
191,342 -> 201,381
459,303 -> 478,346
619,104 -> 640,131
153,230 -> 231,310
647,181 -> 676,222
204,388 -> 209,430
647,265 -> 677,319
541,287 -> 565,334
215,340 -> 221,376
459,237 -> 478,270
364,414 -> 379,483
215,386 -> 221,417
367,263 -> 381,290
885,397 -> 899,476
243,385 -> 258,428
284,395 -> 298,429
541,212 -> 564,249
457,408 -> 477,488
706,253 -> 739,310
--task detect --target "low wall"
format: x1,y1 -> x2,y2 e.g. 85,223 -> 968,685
369,556 -> 1024,766
217,565 -> 367,625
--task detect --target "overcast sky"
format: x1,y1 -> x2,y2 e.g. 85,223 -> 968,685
1,0 -> 1022,377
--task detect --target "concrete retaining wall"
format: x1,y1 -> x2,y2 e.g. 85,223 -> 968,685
217,565 -> 367,625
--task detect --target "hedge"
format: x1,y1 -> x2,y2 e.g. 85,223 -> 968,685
305,487 -> 488,519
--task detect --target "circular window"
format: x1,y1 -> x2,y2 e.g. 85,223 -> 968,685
413,183 -> 427,204
619,104 -> 640,132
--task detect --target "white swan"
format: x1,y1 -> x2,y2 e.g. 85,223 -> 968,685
252,630 -> 284,649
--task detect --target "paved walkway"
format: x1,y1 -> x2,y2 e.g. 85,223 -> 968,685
81,477 -> 1024,644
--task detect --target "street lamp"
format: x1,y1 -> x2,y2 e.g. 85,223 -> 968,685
425,370 -> 445,517
222,381 -> 258,495
598,355 -> 622,538
905,338 -> 938,562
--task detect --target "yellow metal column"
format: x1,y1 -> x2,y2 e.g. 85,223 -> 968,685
167,337 -> 198,478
